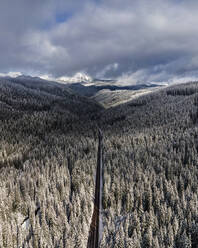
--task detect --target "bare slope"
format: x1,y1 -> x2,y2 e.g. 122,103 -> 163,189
67,81 -> 164,108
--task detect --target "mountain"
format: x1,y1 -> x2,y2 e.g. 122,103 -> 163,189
0,75 -> 103,119
58,72 -> 92,84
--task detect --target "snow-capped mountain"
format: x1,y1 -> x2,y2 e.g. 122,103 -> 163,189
58,72 -> 92,84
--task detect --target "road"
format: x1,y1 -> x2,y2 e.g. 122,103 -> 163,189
87,129 -> 103,248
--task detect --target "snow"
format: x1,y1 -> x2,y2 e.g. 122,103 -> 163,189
21,218 -> 30,230
57,72 -> 92,84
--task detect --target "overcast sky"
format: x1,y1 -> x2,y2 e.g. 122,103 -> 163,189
1,0 -> 198,84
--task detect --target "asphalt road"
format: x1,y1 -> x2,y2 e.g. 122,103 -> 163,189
87,130 -> 103,248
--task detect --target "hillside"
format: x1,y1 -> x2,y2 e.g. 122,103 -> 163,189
0,77 -> 102,247
0,79 -> 198,247
0,76 -> 102,117
98,82 -> 198,247
66,81 -> 163,108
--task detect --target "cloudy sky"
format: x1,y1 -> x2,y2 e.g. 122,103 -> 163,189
1,0 -> 198,84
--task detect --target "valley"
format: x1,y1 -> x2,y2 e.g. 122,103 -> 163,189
63,79 -> 164,108
0,76 -> 198,247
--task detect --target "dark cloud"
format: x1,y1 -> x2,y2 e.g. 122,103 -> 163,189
0,0 -> 198,84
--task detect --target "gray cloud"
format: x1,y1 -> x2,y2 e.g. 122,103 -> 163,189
1,0 -> 198,84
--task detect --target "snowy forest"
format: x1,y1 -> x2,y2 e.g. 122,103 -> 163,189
1,77 -> 198,247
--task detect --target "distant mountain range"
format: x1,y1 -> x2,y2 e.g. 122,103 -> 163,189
67,82 -> 161,97
0,74 -> 165,108
57,72 -> 92,84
